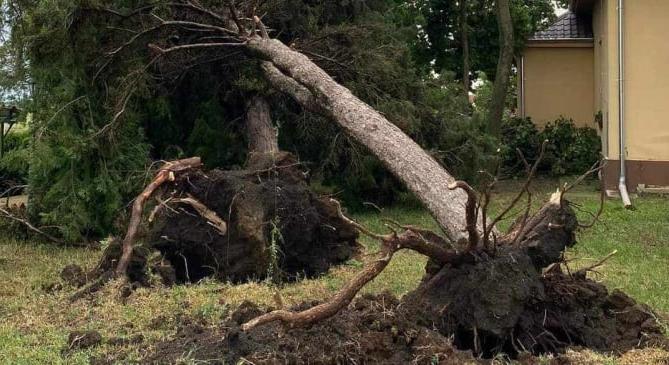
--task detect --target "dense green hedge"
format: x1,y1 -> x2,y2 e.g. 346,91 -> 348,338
501,116 -> 602,176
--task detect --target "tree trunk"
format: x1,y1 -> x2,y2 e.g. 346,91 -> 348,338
486,0 -> 514,137
246,38 -> 477,244
460,0 -> 471,101
245,95 -> 279,155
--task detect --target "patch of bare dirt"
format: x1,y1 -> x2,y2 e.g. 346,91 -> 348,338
146,293 -> 481,364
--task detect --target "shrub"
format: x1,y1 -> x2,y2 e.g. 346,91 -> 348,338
540,117 -> 601,175
500,116 -> 541,173
501,116 -> 601,176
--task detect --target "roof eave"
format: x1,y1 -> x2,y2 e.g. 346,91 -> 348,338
526,38 -> 594,48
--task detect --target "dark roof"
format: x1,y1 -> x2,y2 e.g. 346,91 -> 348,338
530,11 -> 593,41
570,0 -> 596,14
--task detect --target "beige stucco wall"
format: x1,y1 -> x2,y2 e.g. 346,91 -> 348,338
522,45 -> 596,128
597,0 -> 669,162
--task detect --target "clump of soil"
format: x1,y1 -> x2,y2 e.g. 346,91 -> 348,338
146,293 -> 480,364
64,330 -> 103,351
149,152 -> 360,283
60,264 -> 88,287
409,263 -> 668,358
518,268 -> 668,354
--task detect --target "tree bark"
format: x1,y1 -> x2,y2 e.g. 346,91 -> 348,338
486,0 -> 514,137
245,95 -> 279,155
460,0 -> 471,101
246,39 -> 476,243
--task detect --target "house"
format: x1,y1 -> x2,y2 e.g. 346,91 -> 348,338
518,0 -> 669,201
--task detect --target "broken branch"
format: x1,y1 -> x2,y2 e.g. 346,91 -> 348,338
0,207 -> 65,245
575,250 -> 618,276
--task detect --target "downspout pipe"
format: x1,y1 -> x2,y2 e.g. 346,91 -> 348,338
617,0 -> 633,208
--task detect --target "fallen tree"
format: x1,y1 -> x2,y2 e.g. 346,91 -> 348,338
62,3 -> 667,360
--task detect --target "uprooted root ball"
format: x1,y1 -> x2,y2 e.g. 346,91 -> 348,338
148,152 -> 360,283
83,152 -> 360,287
405,197 -> 667,358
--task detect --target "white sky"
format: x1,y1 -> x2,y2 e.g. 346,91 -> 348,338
554,1 -> 569,16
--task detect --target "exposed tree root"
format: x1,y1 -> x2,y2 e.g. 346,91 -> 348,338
241,203 -> 457,330
172,195 -> 227,235
115,157 -> 202,276
242,228 -> 457,331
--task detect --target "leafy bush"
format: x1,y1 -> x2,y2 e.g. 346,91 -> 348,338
501,116 -> 601,176
540,117 -> 601,175
500,116 -> 541,172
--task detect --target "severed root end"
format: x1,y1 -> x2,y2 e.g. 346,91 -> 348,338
549,189 -> 562,206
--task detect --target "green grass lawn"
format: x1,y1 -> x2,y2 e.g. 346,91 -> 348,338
0,177 -> 667,364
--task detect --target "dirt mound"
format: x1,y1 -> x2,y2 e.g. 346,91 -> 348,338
146,293 -> 480,364
148,152 -> 360,283
407,260 -> 667,358
517,269 -> 669,354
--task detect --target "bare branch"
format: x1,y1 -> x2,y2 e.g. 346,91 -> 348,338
228,1 -> 247,36
149,42 -> 246,55
106,20 -> 237,58
330,198 -> 386,240
578,177 -> 606,229
575,250 -> 617,276
562,160 -> 606,195
253,15 -> 269,39
0,207 -> 65,245
510,148 -> 533,245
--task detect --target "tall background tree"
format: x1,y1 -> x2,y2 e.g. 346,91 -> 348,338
487,0 -> 513,136
413,0 -> 556,103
